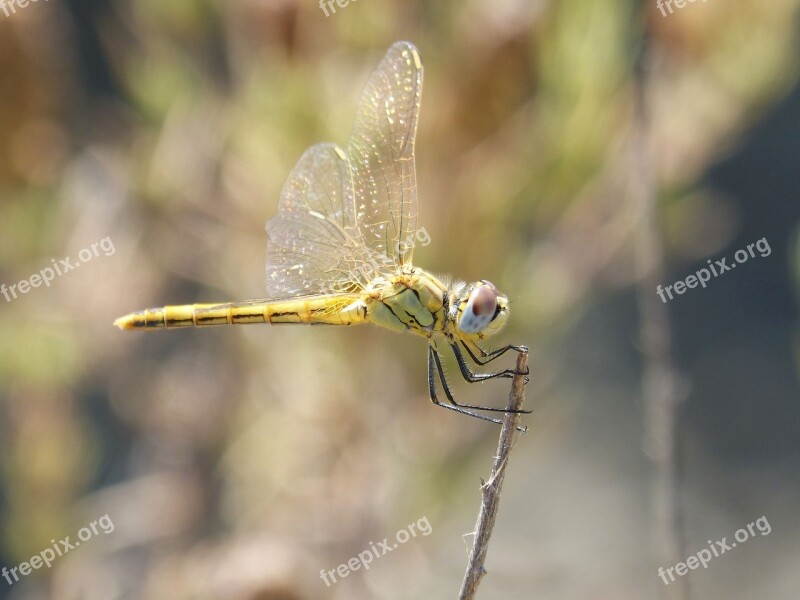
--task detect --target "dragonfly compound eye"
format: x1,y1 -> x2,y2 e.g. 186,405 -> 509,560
458,284 -> 499,334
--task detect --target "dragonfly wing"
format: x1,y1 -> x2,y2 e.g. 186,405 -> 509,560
265,143 -> 373,300
347,41 -> 423,270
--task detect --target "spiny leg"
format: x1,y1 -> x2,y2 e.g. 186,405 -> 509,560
460,339 -> 529,368
451,343 -> 530,386
430,346 -> 530,415
428,346 -> 504,425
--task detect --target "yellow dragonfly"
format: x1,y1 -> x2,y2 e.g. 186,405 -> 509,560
115,41 -> 529,425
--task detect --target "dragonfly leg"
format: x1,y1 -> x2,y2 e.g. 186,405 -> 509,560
429,347 -> 530,417
460,340 -> 529,371
451,343 -> 531,387
428,346 -> 504,424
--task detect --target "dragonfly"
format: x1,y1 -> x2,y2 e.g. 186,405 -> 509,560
114,41 -> 529,425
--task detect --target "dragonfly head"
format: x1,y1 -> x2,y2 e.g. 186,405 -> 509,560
455,280 -> 509,338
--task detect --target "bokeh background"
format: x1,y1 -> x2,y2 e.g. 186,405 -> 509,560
1,1 -> 799,599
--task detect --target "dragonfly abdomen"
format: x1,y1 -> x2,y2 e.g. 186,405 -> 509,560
113,296 -> 368,330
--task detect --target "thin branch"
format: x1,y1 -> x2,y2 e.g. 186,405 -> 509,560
458,349 -> 529,600
630,41 -> 690,600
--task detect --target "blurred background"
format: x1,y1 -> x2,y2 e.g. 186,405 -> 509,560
1,1 -> 799,598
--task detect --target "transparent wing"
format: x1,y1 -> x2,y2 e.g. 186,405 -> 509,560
265,143 -> 379,300
265,42 -> 424,300
347,41 -> 423,269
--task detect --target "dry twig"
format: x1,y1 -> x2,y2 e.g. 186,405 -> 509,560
458,349 -> 529,600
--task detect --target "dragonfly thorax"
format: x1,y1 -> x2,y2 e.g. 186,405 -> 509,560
363,270 -> 509,343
